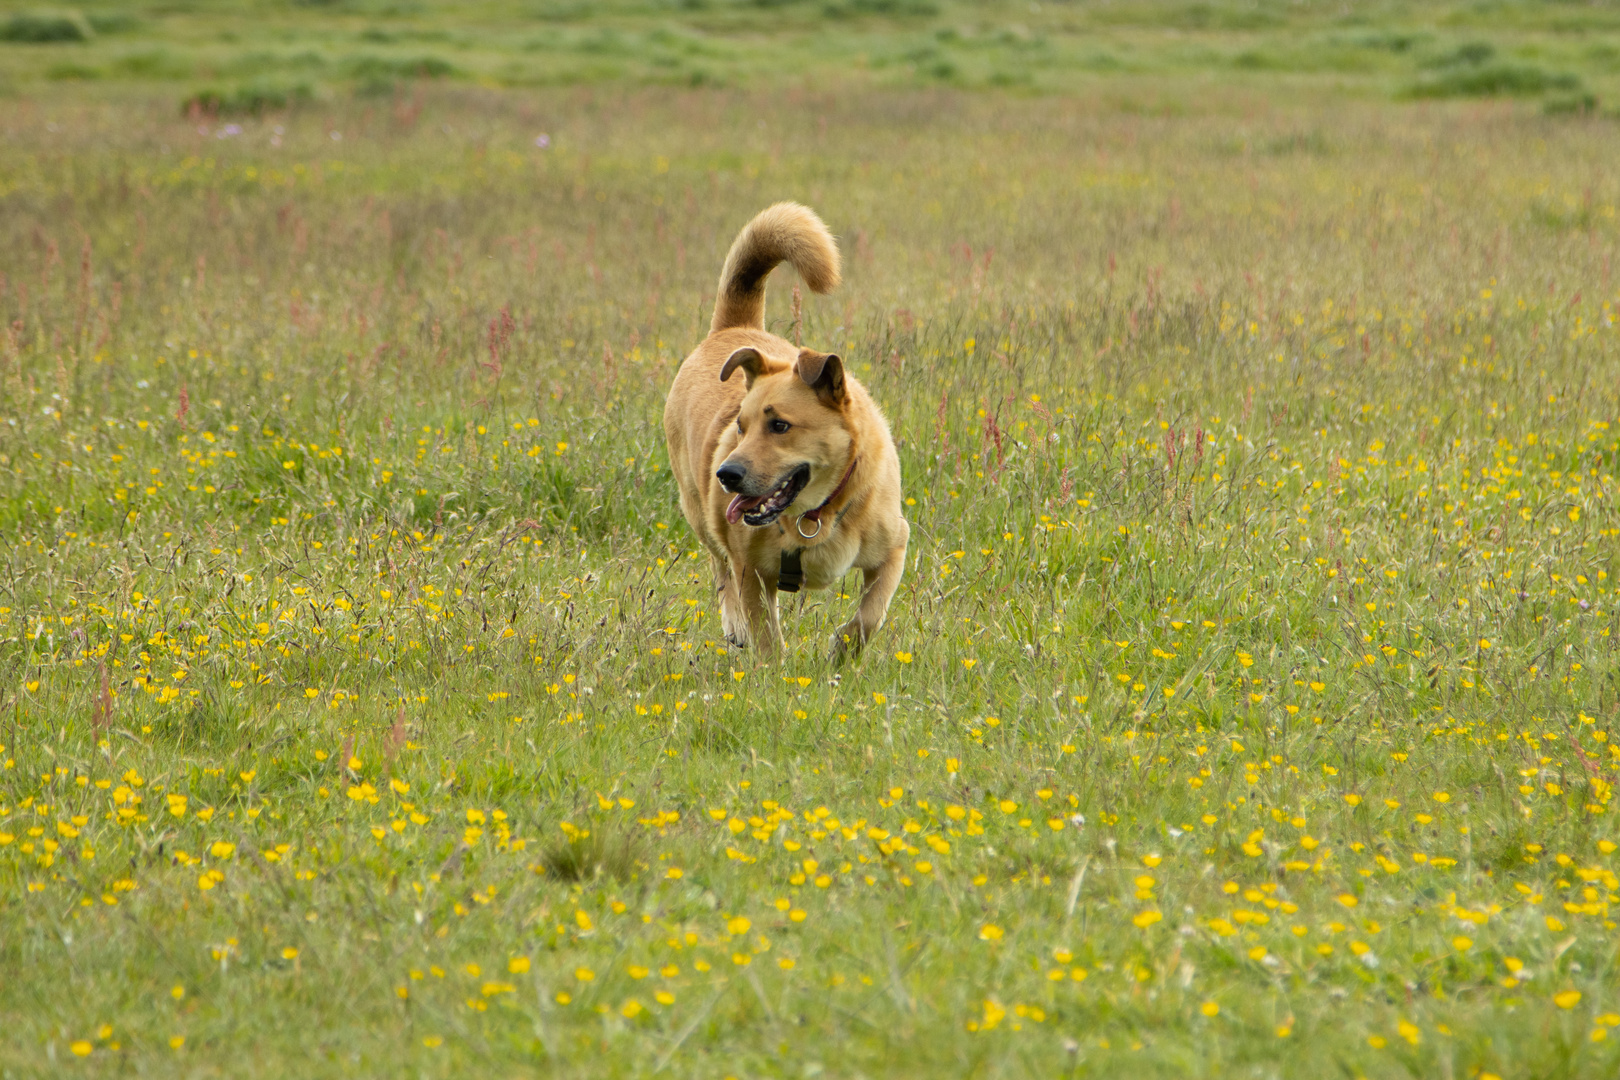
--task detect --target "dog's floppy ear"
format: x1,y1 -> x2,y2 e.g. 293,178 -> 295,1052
794,348 -> 846,406
719,346 -> 768,388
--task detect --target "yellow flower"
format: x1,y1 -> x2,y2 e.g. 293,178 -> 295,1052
168,1036 -> 185,1050
1200,1001 -> 1219,1017
1556,990 -> 1582,1009
575,967 -> 595,982
509,957 -> 530,974
1452,937 -> 1471,952
282,947 -> 299,960
70,1041 -> 92,1057
422,1036 -> 443,1048
979,924 -> 1004,942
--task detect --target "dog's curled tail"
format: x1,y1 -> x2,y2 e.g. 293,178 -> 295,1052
711,203 -> 841,334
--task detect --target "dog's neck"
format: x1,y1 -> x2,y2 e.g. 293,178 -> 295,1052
779,455 -> 858,594
802,455 -> 860,525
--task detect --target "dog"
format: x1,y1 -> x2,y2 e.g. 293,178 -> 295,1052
663,203 -> 908,661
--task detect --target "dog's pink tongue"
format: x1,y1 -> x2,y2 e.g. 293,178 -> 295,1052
726,494 -> 763,524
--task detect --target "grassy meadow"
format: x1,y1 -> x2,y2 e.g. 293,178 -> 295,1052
3,3 -> 1620,1078
3,0 -> 1620,105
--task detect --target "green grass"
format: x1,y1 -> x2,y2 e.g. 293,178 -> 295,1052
1,0 -> 1619,106
2,5 -> 1620,1077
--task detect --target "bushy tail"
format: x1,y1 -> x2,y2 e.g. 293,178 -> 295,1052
711,203 -> 841,334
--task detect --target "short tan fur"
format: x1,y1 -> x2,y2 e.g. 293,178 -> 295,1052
663,203 -> 908,659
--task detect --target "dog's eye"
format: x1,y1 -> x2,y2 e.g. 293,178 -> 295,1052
769,419 -> 791,435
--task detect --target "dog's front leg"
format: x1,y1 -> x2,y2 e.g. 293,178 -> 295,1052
830,539 -> 907,664
714,555 -> 751,648
740,567 -> 783,656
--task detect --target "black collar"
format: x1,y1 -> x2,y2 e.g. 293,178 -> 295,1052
779,548 -> 806,593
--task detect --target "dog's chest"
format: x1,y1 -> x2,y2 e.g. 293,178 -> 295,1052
795,529 -> 861,590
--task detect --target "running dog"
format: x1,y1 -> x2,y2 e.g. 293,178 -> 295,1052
662,203 -> 908,660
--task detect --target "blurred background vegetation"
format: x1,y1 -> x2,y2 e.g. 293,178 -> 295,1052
0,0 -> 1616,115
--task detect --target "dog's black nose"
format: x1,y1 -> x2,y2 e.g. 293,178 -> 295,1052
715,462 -> 747,492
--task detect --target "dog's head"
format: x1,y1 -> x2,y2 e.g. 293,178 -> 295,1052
714,345 -> 852,527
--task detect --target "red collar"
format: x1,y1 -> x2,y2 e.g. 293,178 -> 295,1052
803,456 -> 859,523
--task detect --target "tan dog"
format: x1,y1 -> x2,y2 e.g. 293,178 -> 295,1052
663,203 -> 908,660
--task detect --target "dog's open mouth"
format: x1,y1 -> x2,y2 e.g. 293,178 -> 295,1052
726,465 -> 810,527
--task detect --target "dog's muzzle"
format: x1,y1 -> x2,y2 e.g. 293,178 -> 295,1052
722,464 -> 810,527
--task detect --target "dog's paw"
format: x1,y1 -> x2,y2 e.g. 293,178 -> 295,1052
720,609 -> 749,648
828,625 -> 864,665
